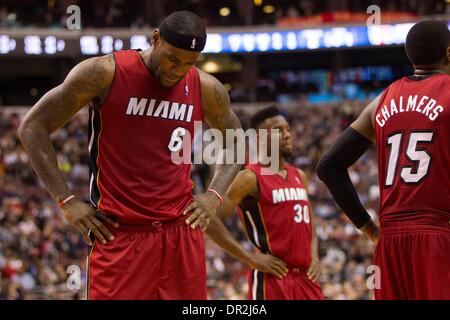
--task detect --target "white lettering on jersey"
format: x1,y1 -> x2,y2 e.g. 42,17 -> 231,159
125,97 -> 196,122
272,188 -> 308,204
375,94 -> 445,127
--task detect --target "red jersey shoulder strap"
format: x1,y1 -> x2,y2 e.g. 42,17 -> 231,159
285,163 -> 305,187
112,49 -> 141,69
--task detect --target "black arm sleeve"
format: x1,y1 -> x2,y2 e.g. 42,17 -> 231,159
316,127 -> 374,229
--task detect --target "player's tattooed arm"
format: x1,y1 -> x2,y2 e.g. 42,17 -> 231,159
18,55 -> 117,246
184,69 -> 243,231
18,54 -> 113,201
197,68 -> 243,195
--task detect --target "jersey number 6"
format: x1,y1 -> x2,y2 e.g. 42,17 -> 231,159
168,127 -> 187,152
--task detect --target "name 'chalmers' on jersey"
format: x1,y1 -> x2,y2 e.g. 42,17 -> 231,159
88,50 -> 204,224
375,94 -> 445,127
374,73 -> 450,225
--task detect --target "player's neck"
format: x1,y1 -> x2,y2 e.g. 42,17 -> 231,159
258,157 -> 285,173
140,48 -> 158,78
278,157 -> 285,172
413,65 -> 448,77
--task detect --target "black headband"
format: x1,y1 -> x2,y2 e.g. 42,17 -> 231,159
159,20 -> 206,52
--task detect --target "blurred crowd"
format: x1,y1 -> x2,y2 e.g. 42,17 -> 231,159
0,0 -> 447,28
0,99 -> 379,300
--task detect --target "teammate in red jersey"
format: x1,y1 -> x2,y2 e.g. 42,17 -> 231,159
17,11 -> 242,299
207,106 -> 323,300
316,20 -> 450,300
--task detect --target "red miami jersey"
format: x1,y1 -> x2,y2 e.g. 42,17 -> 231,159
239,163 -> 313,268
88,50 -> 204,224
374,73 -> 450,225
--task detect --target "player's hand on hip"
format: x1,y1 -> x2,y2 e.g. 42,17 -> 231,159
360,219 -> 380,245
368,228 -> 380,244
248,253 -> 288,279
183,192 -> 221,231
307,257 -> 320,282
61,198 -> 119,246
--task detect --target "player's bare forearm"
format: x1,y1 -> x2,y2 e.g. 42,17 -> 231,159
309,203 -> 319,259
299,170 -> 319,260
207,214 -> 288,278
18,55 -> 113,201
311,215 -> 319,259
207,114 -> 242,195
206,217 -> 253,265
206,216 -> 288,279
18,120 -> 72,202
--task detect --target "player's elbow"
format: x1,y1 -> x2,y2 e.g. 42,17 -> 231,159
315,154 -> 335,183
17,118 -> 31,144
17,116 -> 44,146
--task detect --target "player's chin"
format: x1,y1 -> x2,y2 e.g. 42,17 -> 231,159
158,75 -> 179,88
160,79 -> 177,88
281,147 -> 293,157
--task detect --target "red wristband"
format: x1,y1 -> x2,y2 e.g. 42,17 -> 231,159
58,195 -> 75,209
207,188 -> 223,205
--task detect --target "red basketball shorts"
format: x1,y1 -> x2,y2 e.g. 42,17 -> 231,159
87,217 -> 207,300
374,222 -> 450,300
248,267 -> 324,300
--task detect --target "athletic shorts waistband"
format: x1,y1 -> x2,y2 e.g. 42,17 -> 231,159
114,216 -> 188,232
380,222 -> 450,236
287,265 -> 309,274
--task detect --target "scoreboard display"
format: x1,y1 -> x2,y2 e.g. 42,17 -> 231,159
0,21 -> 448,57
0,34 -> 149,57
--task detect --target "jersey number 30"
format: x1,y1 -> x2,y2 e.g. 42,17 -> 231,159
293,204 -> 310,224
385,131 -> 434,186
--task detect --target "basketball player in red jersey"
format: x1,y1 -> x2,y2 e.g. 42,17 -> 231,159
316,20 -> 450,299
17,11 -> 242,299
206,106 -> 323,300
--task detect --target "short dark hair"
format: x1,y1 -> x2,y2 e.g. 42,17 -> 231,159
405,20 -> 450,66
160,10 -> 206,40
250,106 -> 281,129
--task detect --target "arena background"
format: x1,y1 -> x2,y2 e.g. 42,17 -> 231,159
0,0 -> 449,300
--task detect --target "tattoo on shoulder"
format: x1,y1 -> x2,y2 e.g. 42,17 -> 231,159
69,55 -> 114,99
199,69 -> 230,109
213,77 -> 229,108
